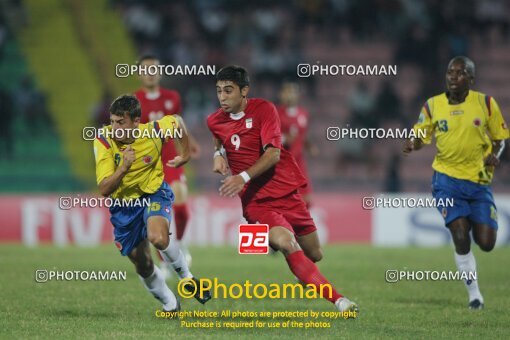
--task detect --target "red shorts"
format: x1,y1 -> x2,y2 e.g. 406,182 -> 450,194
242,190 -> 317,237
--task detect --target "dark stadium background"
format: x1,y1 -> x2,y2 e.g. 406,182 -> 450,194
1,0 -> 508,246
1,1 -> 510,338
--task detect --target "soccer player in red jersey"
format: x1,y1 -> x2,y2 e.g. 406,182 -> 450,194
135,55 -> 200,281
207,66 -> 358,314
277,81 -> 319,207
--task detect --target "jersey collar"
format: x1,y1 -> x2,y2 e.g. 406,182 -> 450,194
445,90 -> 472,104
229,111 -> 245,120
286,106 -> 298,117
145,90 -> 161,100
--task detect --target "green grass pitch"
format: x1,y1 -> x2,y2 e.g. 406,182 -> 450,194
1,244 -> 509,339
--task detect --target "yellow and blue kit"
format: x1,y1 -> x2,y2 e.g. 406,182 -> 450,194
93,115 -> 180,255
413,90 -> 509,228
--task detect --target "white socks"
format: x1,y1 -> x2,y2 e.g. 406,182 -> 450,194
454,250 -> 483,303
139,265 -> 177,311
159,240 -> 193,279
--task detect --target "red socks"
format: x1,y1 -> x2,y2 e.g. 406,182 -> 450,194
173,204 -> 189,240
285,250 -> 342,303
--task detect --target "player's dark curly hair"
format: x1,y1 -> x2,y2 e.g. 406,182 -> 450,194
109,94 -> 141,120
216,65 -> 250,89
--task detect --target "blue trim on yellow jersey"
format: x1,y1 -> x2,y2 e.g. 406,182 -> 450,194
485,95 -> 492,116
153,120 -> 165,143
423,101 -> 432,119
97,135 -> 110,149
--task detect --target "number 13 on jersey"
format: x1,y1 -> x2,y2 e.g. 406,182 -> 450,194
437,119 -> 449,132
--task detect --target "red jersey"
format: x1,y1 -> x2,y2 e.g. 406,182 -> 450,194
135,88 -> 184,182
207,98 -> 307,206
277,105 -> 309,163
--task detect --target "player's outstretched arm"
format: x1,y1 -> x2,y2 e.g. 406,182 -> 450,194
98,145 -> 135,196
167,115 -> 191,168
405,100 -> 434,154
484,140 -> 505,166
219,146 -> 280,197
243,146 -> 280,178
403,137 -> 424,154
212,137 -> 229,175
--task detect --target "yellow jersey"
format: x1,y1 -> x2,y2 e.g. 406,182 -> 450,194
93,115 -> 180,199
413,90 -> 509,184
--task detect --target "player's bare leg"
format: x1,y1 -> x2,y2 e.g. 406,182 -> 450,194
147,215 -> 211,304
447,218 -> 484,309
301,193 -> 312,209
148,218 -> 171,280
147,216 -> 172,251
472,223 -> 497,252
128,239 -> 179,312
269,226 -> 357,316
448,218 -> 471,255
296,231 -> 323,263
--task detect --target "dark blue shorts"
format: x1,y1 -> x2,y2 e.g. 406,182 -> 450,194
110,182 -> 174,256
431,171 -> 498,229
